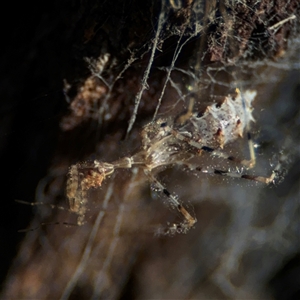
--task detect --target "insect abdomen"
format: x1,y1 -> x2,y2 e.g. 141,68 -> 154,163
183,89 -> 256,148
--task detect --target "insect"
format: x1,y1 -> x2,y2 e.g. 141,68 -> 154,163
66,88 -> 280,235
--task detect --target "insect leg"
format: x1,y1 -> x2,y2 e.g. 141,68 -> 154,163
171,128 -> 255,168
200,145 -> 256,168
191,165 -> 278,184
144,169 -> 196,234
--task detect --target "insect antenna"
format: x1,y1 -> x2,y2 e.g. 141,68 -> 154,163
15,199 -> 67,211
17,222 -> 78,233
15,199 -> 78,232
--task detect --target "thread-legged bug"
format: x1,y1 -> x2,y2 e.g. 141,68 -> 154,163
66,89 -> 282,235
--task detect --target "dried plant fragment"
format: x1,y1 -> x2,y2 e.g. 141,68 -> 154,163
61,77 -> 107,131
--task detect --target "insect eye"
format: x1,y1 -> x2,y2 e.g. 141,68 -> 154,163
196,112 -> 204,118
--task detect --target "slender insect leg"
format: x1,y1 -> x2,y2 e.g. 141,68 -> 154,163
17,220 -> 77,233
144,169 -> 197,233
15,200 -> 78,232
171,128 -> 255,168
15,199 -> 67,211
188,165 -> 278,184
200,145 -> 256,168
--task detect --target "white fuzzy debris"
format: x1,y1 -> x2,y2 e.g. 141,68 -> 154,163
180,89 -> 256,148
